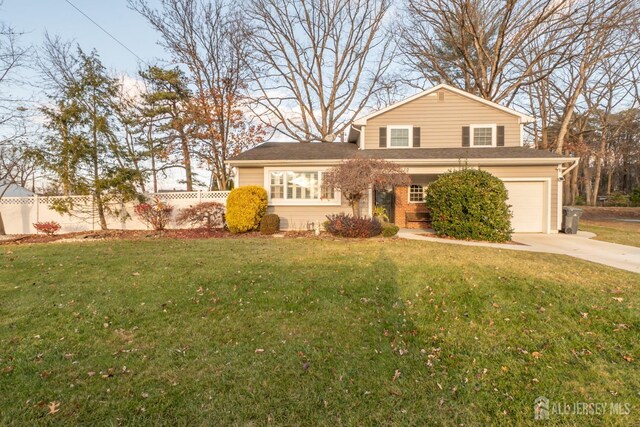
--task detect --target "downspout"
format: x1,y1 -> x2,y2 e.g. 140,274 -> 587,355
560,158 -> 580,177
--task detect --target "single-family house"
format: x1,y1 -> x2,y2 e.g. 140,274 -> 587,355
228,84 -> 577,233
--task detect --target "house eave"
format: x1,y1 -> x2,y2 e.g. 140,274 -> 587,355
228,157 -> 575,167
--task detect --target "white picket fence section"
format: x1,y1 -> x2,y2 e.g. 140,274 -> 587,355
0,191 -> 230,235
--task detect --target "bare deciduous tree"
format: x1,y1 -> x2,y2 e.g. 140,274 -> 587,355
323,158 -> 410,217
131,0 -> 259,190
0,1 -> 30,234
399,0 -> 578,104
248,0 -> 394,143
551,0 -> 639,155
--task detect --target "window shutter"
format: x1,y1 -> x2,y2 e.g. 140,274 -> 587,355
413,127 -> 421,147
379,127 -> 387,148
497,126 -> 505,146
462,126 -> 470,147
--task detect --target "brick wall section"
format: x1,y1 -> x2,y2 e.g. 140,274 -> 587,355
394,186 -> 430,229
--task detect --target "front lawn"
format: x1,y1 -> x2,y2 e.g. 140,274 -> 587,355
1,238 -> 638,425
578,206 -> 640,247
580,219 -> 640,248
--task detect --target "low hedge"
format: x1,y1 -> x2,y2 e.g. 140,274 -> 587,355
260,214 -> 280,235
226,186 -> 268,233
324,213 -> 382,238
425,169 -> 512,242
381,223 -> 399,237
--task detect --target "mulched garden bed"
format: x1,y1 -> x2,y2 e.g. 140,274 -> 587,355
419,231 -> 525,245
0,228 -> 399,245
0,228 -> 263,245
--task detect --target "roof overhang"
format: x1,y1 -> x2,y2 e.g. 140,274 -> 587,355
352,83 -> 536,126
228,157 -> 575,167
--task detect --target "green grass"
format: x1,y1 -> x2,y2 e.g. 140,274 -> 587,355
1,238 -> 639,425
580,219 -> 640,247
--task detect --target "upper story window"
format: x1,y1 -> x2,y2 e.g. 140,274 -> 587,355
470,124 -> 496,147
388,126 -> 412,148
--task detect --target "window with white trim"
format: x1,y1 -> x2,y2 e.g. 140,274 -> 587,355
269,170 -> 335,201
388,126 -> 412,147
270,172 -> 285,198
470,124 -> 496,147
408,184 -> 426,203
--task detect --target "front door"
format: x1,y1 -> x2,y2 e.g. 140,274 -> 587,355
374,189 -> 395,223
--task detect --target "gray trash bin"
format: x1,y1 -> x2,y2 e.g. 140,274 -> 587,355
562,207 -> 583,234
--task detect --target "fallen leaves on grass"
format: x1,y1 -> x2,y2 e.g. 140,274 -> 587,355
48,401 -> 60,415
1,366 -> 14,374
532,351 -> 542,359
623,355 -> 634,362
101,367 -> 116,378
392,369 -> 401,382
614,324 -> 629,332
255,348 -> 265,354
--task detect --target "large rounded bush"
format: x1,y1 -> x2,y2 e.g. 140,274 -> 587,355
225,186 -> 268,233
425,169 -> 512,242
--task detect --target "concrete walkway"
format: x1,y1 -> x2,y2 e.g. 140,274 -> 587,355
398,229 -> 640,274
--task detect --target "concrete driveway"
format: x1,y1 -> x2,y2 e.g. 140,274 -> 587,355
398,230 -> 640,274
511,232 -> 640,273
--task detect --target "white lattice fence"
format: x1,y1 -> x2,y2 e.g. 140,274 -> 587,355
0,191 -> 230,234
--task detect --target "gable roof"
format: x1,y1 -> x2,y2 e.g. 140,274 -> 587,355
352,83 -> 535,125
0,179 -> 34,197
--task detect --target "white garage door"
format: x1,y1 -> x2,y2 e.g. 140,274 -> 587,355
503,181 -> 546,233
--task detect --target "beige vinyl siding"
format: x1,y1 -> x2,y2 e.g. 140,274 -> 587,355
364,88 -> 521,149
482,165 -> 559,232
237,167 -> 263,186
236,166 -> 355,230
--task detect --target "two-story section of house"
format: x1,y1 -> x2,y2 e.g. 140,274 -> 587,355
228,84 -> 577,233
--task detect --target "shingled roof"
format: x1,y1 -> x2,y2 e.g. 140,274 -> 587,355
228,142 -> 570,163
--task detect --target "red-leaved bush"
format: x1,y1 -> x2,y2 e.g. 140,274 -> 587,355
33,221 -> 62,235
176,202 -> 225,230
134,198 -> 173,231
324,213 -> 382,238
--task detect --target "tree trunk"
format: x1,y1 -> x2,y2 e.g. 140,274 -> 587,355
179,131 -> 193,191
91,98 -> 107,231
584,161 -> 593,206
151,153 -> 158,194
555,58 -> 588,155
570,164 -> 579,205
351,197 -> 361,217
95,192 -> 108,230
0,212 -> 5,235
591,135 -> 607,206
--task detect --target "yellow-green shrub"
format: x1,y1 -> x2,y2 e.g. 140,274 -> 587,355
225,186 -> 268,233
